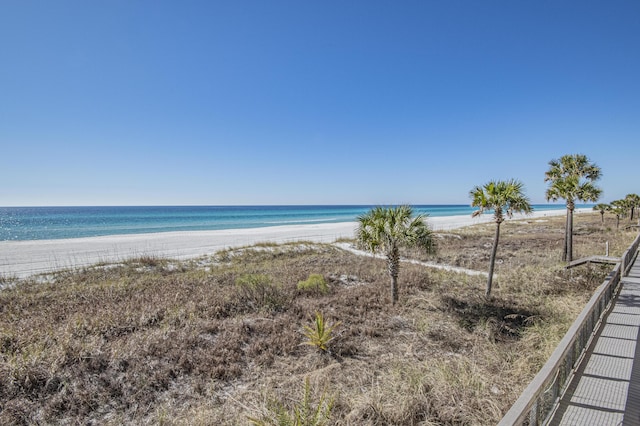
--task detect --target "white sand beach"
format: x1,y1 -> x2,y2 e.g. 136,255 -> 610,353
0,209 -> 585,278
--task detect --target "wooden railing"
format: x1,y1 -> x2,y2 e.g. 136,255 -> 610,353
498,232 -> 640,426
621,235 -> 640,276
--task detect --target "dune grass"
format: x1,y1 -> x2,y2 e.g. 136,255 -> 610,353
0,212 -> 636,425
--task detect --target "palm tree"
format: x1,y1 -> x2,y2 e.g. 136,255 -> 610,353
593,203 -> 610,223
610,200 -> 627,229
625,194 -> 640,222
470,179 -> 532,297
616,198 -> 632,222
356,205 -> 435,305
545,154 -> 602,262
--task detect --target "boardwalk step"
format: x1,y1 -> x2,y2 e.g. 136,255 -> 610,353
566,256 -> 621,269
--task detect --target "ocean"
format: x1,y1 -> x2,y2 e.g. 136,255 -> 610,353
0,204 -> 577,241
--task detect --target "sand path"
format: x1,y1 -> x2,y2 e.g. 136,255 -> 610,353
334,242 -> 489,277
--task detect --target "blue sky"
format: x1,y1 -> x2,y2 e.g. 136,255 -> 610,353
1,1 -> 639,206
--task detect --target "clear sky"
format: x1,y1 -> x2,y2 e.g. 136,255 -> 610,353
2,1 -> 639,206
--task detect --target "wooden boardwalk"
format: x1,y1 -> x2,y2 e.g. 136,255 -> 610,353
548,259 -> 640,425
566,256 -> 621,269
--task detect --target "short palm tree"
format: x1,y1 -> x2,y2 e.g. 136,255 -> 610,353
593,203 -> 610,223
625,194 -> 640,222
610,200 -> 627,229
356,205 -> 435,305
545,154 -> 602,262
470,180 -> 532,297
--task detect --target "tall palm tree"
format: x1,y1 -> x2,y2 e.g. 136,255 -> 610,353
470,179 -> 532,297
593,203 -> 610,223
356,205 -> 435,305
545,154 -> 602,262
625,194 -> 640,222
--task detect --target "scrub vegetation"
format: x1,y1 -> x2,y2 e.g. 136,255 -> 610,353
0,213 -> 636,425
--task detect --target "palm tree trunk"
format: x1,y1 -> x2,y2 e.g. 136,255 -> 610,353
567,207 -> 574,262
387,246 -> 400,305
486,221 -> 501,297
562,208 -> 569,262
600,212 -> 604,223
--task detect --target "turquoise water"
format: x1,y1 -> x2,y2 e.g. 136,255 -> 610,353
0,204 -> 577,241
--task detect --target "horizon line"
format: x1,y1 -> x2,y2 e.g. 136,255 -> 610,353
1,202 -> 580,209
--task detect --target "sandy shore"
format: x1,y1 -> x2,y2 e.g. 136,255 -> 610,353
0,208 -> 583,278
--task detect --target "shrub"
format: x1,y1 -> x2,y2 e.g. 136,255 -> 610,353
235,274 -> 288,312
297,274 -> 329,295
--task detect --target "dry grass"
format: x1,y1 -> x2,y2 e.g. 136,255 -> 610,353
0,212 -> 636,425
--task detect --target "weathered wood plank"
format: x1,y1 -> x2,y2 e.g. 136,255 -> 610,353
566,256 -> 621,269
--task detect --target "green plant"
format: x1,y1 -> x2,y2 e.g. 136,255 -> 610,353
470,179 -> 532,297
235,273 -> 287,311
302,312 -> 339,352
610,200 -> 628,229
248,377 -> 334,426
593,203 -> 610,223
545,154 -> 602,262
356,205 -> 436,304
625,193 -> 640,221
297,274 -> 329,295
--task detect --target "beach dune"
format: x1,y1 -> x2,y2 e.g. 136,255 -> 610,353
0,209 -> 580,278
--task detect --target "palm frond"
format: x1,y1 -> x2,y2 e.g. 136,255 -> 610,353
544,154 -> 602,204
470,179 -> 531,222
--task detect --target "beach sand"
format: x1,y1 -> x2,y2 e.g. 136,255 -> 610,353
0,209 -> 584,278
